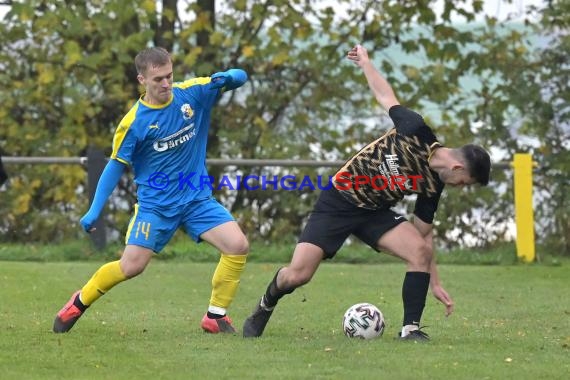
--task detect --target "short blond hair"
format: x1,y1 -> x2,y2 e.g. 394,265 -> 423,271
134,47 -> 171,75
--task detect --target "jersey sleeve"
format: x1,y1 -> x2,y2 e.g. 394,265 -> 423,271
389,105 -> 439,145
388,105 -> 426,135
175,77 -> 221,110
110,103 -> 140,166
413,184 -> 444,224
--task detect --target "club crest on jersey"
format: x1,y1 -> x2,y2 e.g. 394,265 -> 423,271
180,104 -> 193,120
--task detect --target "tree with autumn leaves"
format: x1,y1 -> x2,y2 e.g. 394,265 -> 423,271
0,0 -> 567,255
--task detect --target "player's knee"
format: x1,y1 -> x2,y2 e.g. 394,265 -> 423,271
225,235 -> 249,255
120,259 -> 148,278
122,264 -> 146,278
409,242 -> 433,268
285,268 -> 313,287
419,243 -> 433,266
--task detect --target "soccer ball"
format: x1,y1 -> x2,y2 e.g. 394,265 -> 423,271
342,302 -> 385,339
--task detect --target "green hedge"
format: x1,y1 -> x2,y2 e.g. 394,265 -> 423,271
0,239 -> 564,266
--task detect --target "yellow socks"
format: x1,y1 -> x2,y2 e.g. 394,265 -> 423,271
80,260 -> 127,306
78,255 -> 246,312
209,254 -> 247,313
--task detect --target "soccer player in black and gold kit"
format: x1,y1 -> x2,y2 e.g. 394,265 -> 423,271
243,44 -> 491,341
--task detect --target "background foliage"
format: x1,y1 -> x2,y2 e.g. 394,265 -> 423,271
0,0 -> 567,254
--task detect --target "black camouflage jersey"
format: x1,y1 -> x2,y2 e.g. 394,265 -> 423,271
332,105 -> 445,224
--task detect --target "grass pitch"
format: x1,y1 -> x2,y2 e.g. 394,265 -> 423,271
0,261 -> 568,379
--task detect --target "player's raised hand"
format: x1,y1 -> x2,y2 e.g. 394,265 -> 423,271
210,69 -> 248,90
210,71 -> 229,89
347,44 -> 370,67
80,212 -> 97,233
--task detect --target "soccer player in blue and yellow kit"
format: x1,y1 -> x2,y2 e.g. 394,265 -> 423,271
53,47 -> 248,334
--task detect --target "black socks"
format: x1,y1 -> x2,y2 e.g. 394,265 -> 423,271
73,294 -> 88,313
263,268 -> 295,308
402,271 -> 430,326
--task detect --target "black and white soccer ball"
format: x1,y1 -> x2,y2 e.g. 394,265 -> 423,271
342,302 -> 385,339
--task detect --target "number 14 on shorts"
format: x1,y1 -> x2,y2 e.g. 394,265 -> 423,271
135,221 -> 151,240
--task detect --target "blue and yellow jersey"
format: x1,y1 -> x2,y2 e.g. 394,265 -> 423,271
110,77 -> 224,211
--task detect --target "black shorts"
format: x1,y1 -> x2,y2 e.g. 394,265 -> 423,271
298,189 -> 406,258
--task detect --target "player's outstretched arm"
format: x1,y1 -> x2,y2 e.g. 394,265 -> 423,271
347,44 -> 400,112
413,216 -> 454,316
211,68 -> 248,90
80,159 -> 125,233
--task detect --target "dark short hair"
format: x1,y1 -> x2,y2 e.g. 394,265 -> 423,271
460,144 -> 491,186
134,47 -> 171,75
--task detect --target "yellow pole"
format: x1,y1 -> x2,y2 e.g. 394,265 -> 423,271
512,153 -> 535,262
